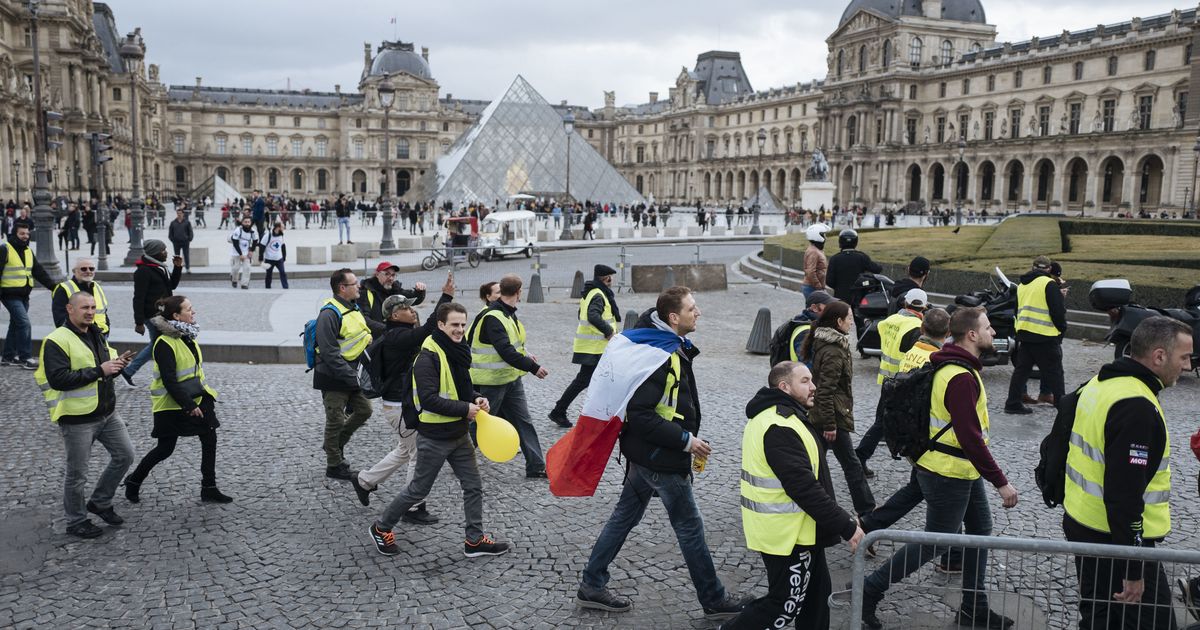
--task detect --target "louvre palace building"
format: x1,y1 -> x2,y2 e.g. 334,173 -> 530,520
11,0 -> 1200,216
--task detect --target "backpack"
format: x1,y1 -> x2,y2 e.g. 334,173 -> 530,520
879,358 -> 973,460
768,319 -> 804,367
1034,382 -> 1086,508
357,335 -> 388,400
302,304 -> 342,370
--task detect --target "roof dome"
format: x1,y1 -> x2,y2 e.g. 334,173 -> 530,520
838,0 -> 986,27
369,42 -> 431,79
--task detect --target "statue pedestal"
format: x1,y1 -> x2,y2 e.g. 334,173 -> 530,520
799,181 -> 836,212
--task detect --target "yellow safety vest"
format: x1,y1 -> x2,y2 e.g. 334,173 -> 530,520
412,336 -> 462,424
1,242 -> 33,289
572,288 -> 616,355
34,326 -> 116,423
150,334 -> 219,412
788,322 -> 812,362
1064,375 -> 1171,538
654,353 -> 683,422
57,280 -> 109,335
469,308 -> 528,385
877,311 -> 923,384
1015,275 -> 1061,338
740,404 -> 822,554
898,340 -> 939,373
916,364 -> 990,480
320,298 -> 371,361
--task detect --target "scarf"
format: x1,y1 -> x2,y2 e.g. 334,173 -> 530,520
431,328 -> 473,401
649,311 -> 694,351
167,319 -> 200,340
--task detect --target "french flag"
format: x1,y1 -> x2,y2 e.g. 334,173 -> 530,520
547,326 -> 683,497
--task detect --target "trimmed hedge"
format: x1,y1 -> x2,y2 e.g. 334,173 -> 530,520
1060,219 -> 1200,242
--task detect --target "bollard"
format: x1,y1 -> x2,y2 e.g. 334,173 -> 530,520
570,270 -> 586,299
662,266 -> 676,292
527,273 -> 545,303
623,309 -> 639,331
745,307 -> 772,355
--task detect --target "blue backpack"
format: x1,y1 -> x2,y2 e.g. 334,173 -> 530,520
302,304 -> 342,370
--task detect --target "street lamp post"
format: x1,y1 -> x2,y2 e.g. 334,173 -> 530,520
377,75 -> 397,253
1190,136 -> 1200,220
28,0 -> 63,279
13,160 -> 20,200
955,137 -> 967,227
559,111 -> 575,241
751,128 -> 766,235
120,29 -> 145,266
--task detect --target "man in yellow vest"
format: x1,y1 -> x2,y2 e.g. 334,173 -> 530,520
356,261 -> 426,334
313,268 -> 374,481
1,225 -> 56,368
1063,316 -> 1192,629
722,360 -> 863,629
1005,255 -> 1067,414
36,292 -> 136,538
52,258 -> 111,337
860,306 -> 1019,630
549,264 -> 620,428
468,273 -> 548,478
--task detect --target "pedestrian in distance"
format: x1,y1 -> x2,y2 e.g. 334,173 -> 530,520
824,229 -> 882,333
168,208 -> 194,273
802,224 -> 829,298
260,221 -> 289,290
0,224 -> 56,368
123,296 -> 232,504
800,299 -> 876,516
368,302 -> 510,558
35,291 -> 136,538
467,273 -> 548,478
313,268 -> 374,481
52,258 -> 111,337
721,361 -> 864,630
121,240 -> 183,385
548,264 -> 620,428
228,216 -> 258,290
1005,255 -> 1067,414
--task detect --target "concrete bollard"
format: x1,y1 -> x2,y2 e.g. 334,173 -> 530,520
745,307 -> 772,355
662,266 -> 676,292
527,273 -> 545,303
623,309 -> 639,331
570,270 -> 586,298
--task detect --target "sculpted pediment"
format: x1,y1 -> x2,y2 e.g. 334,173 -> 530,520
828,9 -> 892,42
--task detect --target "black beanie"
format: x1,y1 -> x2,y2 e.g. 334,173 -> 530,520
594,264 -> 617,277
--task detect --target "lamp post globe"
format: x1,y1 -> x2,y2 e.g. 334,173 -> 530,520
119,29 -> 146,266
377,75 -> 397,253
559,111 -> 575,241
751,128 -> 766,235
955,137 -> 967,227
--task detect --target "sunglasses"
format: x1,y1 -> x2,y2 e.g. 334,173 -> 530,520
78,267 -> 96,272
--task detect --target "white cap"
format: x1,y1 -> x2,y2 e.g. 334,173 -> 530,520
903,288 -> 929,309
805,223 -> 829,243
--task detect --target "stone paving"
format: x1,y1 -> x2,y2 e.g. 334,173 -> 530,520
1,279 -> 1198,629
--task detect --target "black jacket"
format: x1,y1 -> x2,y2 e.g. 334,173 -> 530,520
357,276 -> 426,331
132,256 -> 182,326
42,323 -> 115,424
888,277 -> 923,315
1016,269 -> 1068,343
375,292 -> 452,401
0,236 -> 55,299
473,300 -> 540,374
148,316 -> 219,437
312,296 -> 362,392
410,332 -> 480,440
619,309 -> 701,475
168,218 -> 193,244
746,387 -> 858,548
572,279 -> 621,366
825,249 -> 882,302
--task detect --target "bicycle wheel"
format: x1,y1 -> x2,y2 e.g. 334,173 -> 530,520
467,251 -> 481,268
421,255 -> 438,271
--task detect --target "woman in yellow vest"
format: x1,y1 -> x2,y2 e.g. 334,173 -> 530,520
124,295 -> 232,504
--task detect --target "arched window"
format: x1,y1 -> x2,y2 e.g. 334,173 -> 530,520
970,42 -> 982,54
940,40 -> 954,65
858,45 -> 867,73
909,37 -> 923,66
837,50 -> 844,78
882,40 -> 892,67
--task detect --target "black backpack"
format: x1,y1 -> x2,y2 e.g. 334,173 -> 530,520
768,320 -> 805,367
879,358 -> 973,460
1034,382 -> 1087,508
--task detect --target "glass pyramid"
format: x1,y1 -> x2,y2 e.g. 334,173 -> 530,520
426,75 -> 645,206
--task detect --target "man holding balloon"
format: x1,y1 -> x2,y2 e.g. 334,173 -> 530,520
368,302 -> 511,558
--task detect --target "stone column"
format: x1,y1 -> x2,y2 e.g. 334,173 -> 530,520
995,167 -> 1007,212
1085,168 -> 1101,216
1052,161 -> 1066,209
1124,169 -> 1138,212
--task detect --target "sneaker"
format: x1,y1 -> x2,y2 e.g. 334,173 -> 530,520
548,411 -> 573,428
123,477 -> 141,503
955,607 -> 1015,629
703,594 -> 753,620
85,501 -> 124,525
200,487 -> 234,503
0,357 -> 16,366
1003,405 -> 1033,415
1179,577 -> 1200,621
526,470 -> 548,479
464,534 -> 510,558
401,504 -> 439,525
350,476 -> 373,507
66,520 -> 104,539
326,463 -> 356,481
936,556 -> 964,574
369,522 -> 399,556
575,587 -> 632,613
20,357 -> 38,370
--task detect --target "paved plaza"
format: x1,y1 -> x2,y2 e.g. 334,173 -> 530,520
1,270 -> 1199,629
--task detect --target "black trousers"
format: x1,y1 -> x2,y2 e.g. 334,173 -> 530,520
723,546 -> 831,630
1073,554 -> 1176,630
129,430 -> 218,488
552,362 -> 596,415
1005,340 -> 1065,408
172,241 -> 191,270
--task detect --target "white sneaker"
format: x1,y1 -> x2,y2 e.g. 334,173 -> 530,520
20,358 -> 39,370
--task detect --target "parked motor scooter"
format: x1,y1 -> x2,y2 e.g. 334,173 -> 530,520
1089,279 -> 1200,370
853,272 -> 895,358
949,267 -> 1019,367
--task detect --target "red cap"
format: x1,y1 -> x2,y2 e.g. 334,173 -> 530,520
375,262 -> 399,273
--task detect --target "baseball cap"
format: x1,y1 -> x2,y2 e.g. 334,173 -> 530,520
903,288 -> 930,310
909,256 -> 931,276
375,261 -> 400,273
382,294 -> 417,317
805,290 -> 837,306
1033,255 -> 1052,270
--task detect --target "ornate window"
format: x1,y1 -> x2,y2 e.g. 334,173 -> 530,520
909,38 -> 923,67
266,137 -> 278,156
291,139 -> 302,156
1107,56 -> 1119,76
940,40 -> 953,65
1144,50 -> 1156,71
215,135 -> 227,155
1073,61 -> 1084,81
882,40 -> 892,67
1042,65 -> 1052,85
858,45 -> 867,73
316,138 -> 327,158
396,138 -> 410,159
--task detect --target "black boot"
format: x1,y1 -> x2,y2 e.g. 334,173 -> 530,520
201,486 -> 234,503
401,502 -> 440,525
123,476 -> 141,503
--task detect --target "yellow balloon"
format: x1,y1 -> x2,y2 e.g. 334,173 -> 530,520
476,410 -> 520,463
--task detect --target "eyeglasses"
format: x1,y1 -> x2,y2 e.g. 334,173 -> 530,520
77,267 -> 96,272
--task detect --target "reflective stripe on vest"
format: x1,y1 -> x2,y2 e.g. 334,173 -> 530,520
320,298 -> 371,361
150,334 -> 219,412
413,336 -> 462,424
740,405 -> 821,554
788,323 -> 811,363
59,280 -> 109,334
916,364 -> 989,480
572,288 -> 615,355
469,308 -> 527,385
1015,275 -> 1061,337
1064,375 -> 1171,538
877,311 -> 923,384
33,327 -> 116,423
1,242 -> 33,288
654,353 -> 683,422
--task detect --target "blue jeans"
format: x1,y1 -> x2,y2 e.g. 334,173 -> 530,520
124,324 -> 160,377
338,217 -> 351,243
477,380 -> 544,474
60,412 -> 135,526
864,470 -> 992,611
1,296 -> 31,360
581,462 -> 726,608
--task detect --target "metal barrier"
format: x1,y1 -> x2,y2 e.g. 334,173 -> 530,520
840,529 -> 1200,630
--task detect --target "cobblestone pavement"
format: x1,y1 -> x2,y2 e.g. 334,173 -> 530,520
1,281 -> 1198,629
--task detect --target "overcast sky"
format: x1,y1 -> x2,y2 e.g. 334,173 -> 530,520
109,0 -> 1185,108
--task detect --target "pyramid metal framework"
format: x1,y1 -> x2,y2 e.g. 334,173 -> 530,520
426,75 -> 644,206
